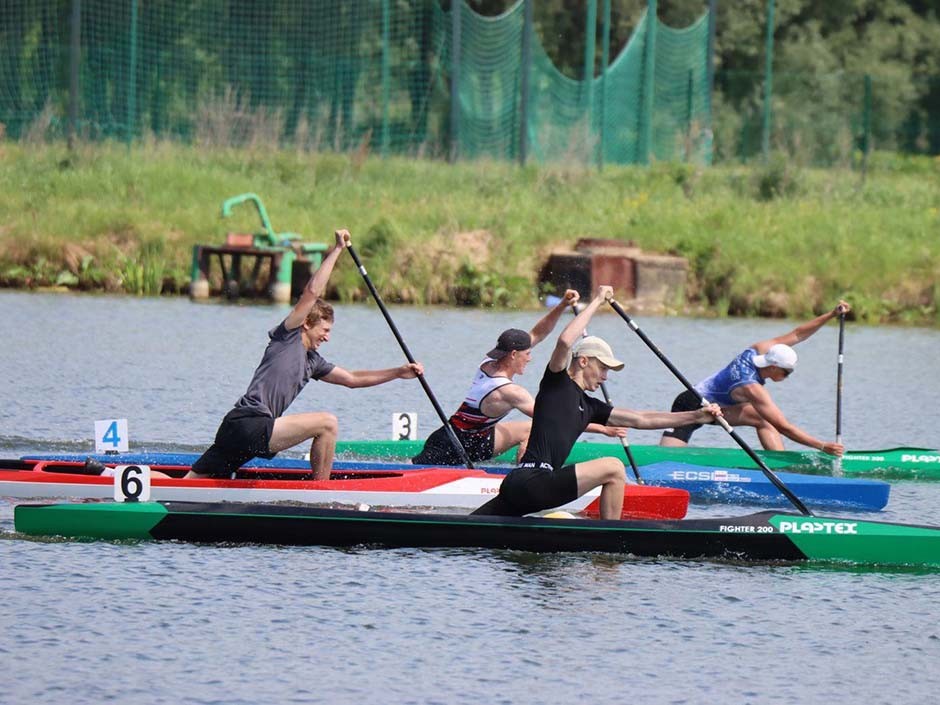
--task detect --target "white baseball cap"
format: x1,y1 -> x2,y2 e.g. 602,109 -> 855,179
572,336 -> 625,371
753,343 -> 798,371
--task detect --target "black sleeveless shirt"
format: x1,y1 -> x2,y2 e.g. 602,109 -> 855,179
518,365 -> 613,470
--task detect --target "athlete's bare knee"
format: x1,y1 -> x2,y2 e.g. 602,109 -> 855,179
602,457 -> 625,483
320,413 -> 339,436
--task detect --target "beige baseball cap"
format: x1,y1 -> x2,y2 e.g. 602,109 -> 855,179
572,336 -> 625,371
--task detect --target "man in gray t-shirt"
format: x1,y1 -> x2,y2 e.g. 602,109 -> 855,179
188,229 -> 424,480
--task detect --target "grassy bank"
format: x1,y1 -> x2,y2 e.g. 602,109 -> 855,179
1,141 -> 938,325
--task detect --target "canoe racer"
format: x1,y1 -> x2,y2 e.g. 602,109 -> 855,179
472,285 -> 721,519
411,289 -> 628,466
187,229 -> 423,480
659,301 -> 851,455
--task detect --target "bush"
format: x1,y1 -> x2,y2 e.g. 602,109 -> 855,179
754,153 -> 803,200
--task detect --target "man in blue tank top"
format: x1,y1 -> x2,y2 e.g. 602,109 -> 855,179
660,301 -> 851,455
411,289 -> 629,465
187,229 -> 424,480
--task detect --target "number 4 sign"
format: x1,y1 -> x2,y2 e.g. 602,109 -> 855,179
95,419 -> 129,454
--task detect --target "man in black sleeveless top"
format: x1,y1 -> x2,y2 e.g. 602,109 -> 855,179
472,285 -> 721,520
412,289 -> 628,466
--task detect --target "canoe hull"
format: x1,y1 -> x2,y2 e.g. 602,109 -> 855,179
17,455 -> 891,511
330,441 -> 940,478
638,462 -> 889,511
27,443 -> 940,479
14,501 -> 940,569
0,462 -> 689,520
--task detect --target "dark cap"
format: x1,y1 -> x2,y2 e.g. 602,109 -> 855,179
486,328 -> 532,360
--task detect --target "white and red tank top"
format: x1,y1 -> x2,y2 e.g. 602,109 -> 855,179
449,363 -> 513,433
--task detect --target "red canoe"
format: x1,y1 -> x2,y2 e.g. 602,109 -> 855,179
0,459 -> 689,520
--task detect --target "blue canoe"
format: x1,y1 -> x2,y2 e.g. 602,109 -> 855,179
20,452 -> 891,512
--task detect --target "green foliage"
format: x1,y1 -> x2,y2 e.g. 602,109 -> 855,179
671,239 -> 736,313
0,255 -> 57,288
118,238 -> 170,296
0,143 -> 938,325
451,262 -> 530,308
754,153 -> 803,201
359,217 -> 402,259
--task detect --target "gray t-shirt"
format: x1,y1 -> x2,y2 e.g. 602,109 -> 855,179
234,321 -> 335,418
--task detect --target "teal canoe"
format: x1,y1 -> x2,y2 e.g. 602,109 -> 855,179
14,500 -> 940,570
333,440 -> 940,479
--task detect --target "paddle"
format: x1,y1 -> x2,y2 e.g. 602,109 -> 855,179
833,311 -> 846,476
606,297 -> 814,516
564,300 -> 644,484
345,241 -> 474,469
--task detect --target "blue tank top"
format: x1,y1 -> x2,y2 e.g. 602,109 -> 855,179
694,348 -> 765,406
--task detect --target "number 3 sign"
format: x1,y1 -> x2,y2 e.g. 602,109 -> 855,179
392,413 -> 417,440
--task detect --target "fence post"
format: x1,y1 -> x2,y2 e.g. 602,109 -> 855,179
381,0 -> 391,157
449,0 -> 462,163
518,0 -> 533,166
582,0 -> 597,147
68,0 -> 81,149
706,0 -> 717,160
861,73 -> 872,182
639,0 -> 657,165
686,69 -> 693,161
599,0 -> 611,170
761,0 -> 775,162
126,0 -> 139,145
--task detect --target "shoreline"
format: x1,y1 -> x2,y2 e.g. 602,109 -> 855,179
2,142 -> 938,326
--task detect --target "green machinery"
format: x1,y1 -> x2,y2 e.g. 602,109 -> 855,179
189,193 -> 328,303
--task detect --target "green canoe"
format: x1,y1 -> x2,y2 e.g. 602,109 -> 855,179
335,440 -> 940,480
14,500 -> 940,570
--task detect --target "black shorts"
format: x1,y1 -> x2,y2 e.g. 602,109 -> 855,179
411,424 -> 496,465
660,389 -> 704,443
471,464 -> 578,516
191,408 -> 277,477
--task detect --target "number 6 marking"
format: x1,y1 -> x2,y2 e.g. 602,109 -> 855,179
114,465 -> 151,502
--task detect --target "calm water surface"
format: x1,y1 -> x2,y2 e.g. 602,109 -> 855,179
2,291 -> 939,705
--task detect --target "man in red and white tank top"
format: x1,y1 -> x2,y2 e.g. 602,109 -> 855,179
412,290 -> 627,465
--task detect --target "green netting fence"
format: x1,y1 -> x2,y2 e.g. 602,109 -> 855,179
0,0 -> 713,165
716,69 -> 940,166
5,1 -> 932,166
